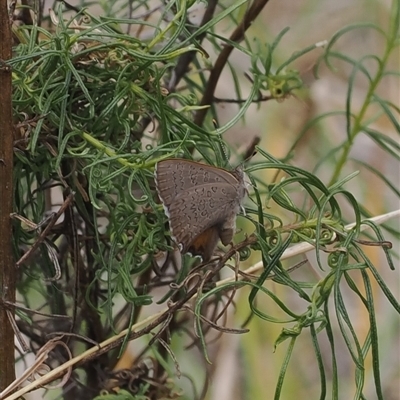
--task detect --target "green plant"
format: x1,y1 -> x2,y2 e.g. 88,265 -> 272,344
0,0 -> 398,399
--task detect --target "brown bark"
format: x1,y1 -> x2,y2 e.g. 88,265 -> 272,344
0,0 -> 16,390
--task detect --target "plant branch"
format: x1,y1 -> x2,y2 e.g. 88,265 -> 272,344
194,0 -> 271,127
0,0 -> 15,391
167,0 -> 219,92
3,208 -> 397,400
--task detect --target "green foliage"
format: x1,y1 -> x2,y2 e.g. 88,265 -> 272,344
8,0 -> 399,399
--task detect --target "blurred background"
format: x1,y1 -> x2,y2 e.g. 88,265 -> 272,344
204,1 -> 400,399
13,0 -> 399,399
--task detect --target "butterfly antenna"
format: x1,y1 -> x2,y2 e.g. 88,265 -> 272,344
242,136 -> 260,164
212,119 -> 231,168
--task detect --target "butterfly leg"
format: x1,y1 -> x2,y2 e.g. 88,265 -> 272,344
218,214 -> 236,246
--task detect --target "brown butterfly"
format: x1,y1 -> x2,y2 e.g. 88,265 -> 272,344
154,159 -> 248,261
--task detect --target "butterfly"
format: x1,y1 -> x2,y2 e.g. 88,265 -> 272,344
154,159 -> 248,261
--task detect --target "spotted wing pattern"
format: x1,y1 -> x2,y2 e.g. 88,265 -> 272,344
154,159 -> 247,260
154,159 -> 242,208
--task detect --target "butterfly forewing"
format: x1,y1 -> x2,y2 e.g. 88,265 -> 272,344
155,159 -> 241,208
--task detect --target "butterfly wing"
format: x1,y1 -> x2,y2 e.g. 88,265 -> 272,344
155,159 -> 247,260
166,183 -> 241,256
154,159 -> 242,208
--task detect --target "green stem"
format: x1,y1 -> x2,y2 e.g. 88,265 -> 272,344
328,24 -> 395,186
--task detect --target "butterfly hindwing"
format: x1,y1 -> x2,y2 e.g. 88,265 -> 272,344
166,183 -> 240,254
